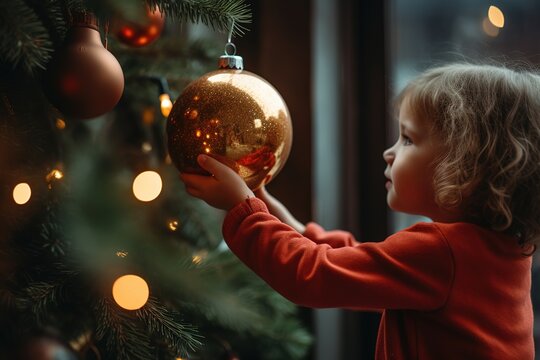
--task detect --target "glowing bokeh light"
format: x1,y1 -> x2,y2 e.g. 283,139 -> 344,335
112,274 -> 149,310
168,220 -> 179,231
13,183 -> 31,205
56,118 -> 66,130
160,93 -> 173,117
132,171 -> 162,202
141,142 -> 152,153
46,169 -> 64,182
488,5 -> 504,28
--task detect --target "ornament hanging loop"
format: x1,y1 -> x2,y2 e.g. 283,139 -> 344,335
218,19 -> 243,70
224,42 -> 236,56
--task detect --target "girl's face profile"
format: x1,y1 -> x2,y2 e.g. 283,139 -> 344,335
383,99 -> 453,221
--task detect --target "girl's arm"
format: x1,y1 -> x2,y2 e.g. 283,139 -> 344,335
223,200 -> 454,311
254,187 -> 359,247
254,186 -> 306,234
180,155 -> 358,247
181,155 -> 453,310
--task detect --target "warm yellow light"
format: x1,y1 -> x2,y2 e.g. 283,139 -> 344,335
116,251 -> 128,258
253,118 -> 262,128
192,255 -> 203,265
488,5 -> 504,28
168,220 -> 179,231
132,171 -> 162,202
13,183 -> 31,205
192,250 -> 207,265
55,118 -> 66,130
141,142 -> 152,153
46,169 -> 64,182
159,93 -> 173,117
112,274 -> 149,310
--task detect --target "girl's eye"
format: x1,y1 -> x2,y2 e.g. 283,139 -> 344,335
402,135 -> 413,145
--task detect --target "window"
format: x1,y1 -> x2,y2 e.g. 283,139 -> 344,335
390,0 -> 540,353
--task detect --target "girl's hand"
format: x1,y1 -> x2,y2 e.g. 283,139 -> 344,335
180,154 -> 255,210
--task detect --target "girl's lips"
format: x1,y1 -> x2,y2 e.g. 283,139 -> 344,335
385,180 -> 392,190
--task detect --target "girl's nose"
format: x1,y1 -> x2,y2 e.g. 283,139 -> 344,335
383,146 -> 394,164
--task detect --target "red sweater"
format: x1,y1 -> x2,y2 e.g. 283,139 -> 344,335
222,198 -> 534,360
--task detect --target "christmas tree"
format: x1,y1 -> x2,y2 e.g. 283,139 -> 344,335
0,0 -> 312,358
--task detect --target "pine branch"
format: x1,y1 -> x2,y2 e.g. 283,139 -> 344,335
0,0 -> 53,73
17,271 -> 76,328
113,37 -> 220,81
95,297 -> 154,360
136,297 -> 203,357
21,282 -> 64,325
147,0 -> 251,37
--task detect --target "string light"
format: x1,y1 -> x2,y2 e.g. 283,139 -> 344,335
488,5 -> 504,28
46,168 -> 64,182
112,274 -> 149,310
159,93 -> 173,117
13,182 -> 31,204
192,250 -> 208,265
132,170 -> 162,202
168,220 -> 179,231
46,168 -> 64,189
157,77 -> 173,117
55,118 -> 66,130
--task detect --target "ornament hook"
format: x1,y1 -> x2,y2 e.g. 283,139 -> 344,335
227,19 -> 235,43
224,42 -> 236,56
218,19 -> 243,69
224,19 -> 237,55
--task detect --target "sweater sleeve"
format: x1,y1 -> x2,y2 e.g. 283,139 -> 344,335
303,222 -> 360,248
223,198 -> 454,311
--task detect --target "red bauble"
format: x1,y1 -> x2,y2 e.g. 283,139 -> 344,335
45,12 -> 124,120
113,6 -> 165,47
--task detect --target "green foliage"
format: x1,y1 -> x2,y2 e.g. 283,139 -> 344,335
0,1 -> 312,358
0,0 -> 251,75
0,0 -> 54,72
148,0 -> 251,36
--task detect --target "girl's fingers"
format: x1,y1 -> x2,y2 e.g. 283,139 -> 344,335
179,173 -> 214,193
197,154 -> 232,179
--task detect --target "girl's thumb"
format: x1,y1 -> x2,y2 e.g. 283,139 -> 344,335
197,154 -> 226,177
197,154 -> 212,171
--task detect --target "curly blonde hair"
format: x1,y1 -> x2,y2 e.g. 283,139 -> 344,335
398,63 -> 540,247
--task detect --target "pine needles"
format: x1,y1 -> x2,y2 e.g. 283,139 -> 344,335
0,0 -> 54,73
0,0 -> 251,75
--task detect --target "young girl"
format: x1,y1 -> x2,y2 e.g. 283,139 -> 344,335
180,63 -> 540,359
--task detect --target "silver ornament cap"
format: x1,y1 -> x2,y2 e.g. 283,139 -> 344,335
218,42 -> 243,70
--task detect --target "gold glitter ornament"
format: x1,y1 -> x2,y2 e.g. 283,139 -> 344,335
166,43 -> 292,190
